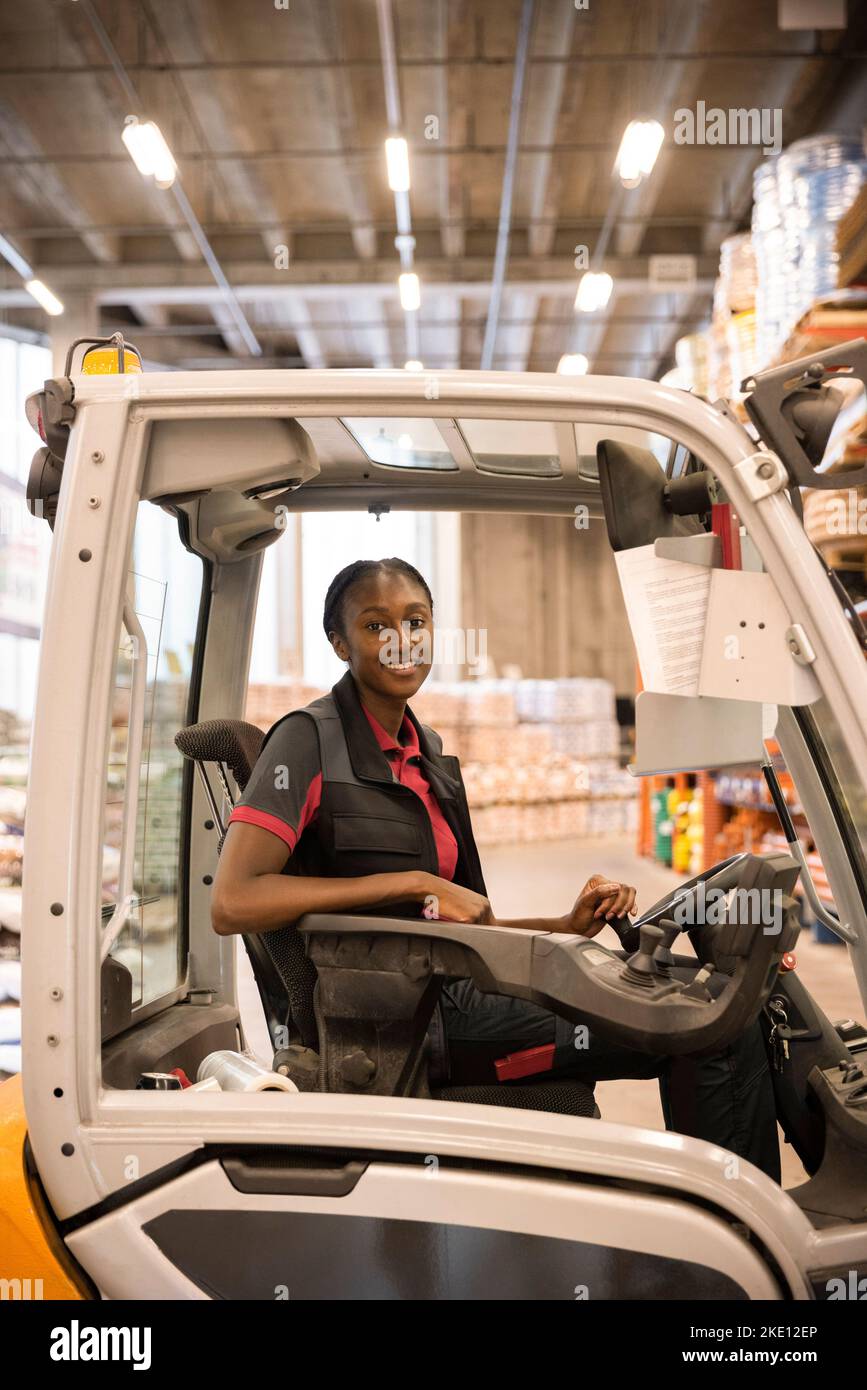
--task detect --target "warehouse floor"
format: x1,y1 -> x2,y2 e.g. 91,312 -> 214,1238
237,834 -> 861,1191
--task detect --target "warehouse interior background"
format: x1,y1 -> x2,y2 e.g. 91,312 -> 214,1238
1,0 -> 867,1190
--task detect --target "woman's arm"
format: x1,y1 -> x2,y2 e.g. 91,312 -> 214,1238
489,876 -> 637,937
211,824 -> 495,935
212,822 -> 634,940
417,874 -> 636,935
211,822 -> 440,935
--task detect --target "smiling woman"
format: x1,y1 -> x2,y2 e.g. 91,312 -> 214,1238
211,555 -> 780,1180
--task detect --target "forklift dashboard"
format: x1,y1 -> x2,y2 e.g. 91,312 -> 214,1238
300,850 -> 801,1075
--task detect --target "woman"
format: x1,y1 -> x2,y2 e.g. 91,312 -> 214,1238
212,556 -> 780,1180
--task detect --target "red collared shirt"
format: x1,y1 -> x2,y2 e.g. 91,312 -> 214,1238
228,703 -> 459,881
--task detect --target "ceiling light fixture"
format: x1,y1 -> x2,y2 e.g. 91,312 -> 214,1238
398,272 -> 421,312
385,137 -> 411,192
575,272 -> 614,313
24,279 -> 64,316
0,235 -> 65,316
121,116 -> 177,189
615,119 -> 664,189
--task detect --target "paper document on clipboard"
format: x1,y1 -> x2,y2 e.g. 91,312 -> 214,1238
614,544 -> 712,697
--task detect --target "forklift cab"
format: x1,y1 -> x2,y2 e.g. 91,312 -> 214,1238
6,347 -> 867,1300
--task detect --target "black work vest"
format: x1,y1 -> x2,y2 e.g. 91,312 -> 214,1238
262,670 -> 488,917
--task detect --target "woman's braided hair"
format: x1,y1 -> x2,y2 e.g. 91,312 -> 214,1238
322,557 -> 433,640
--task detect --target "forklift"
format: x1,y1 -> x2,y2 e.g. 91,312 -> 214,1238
2,333 -> 867,1299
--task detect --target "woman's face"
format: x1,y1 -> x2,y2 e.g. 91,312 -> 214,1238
330,570 -> 433,700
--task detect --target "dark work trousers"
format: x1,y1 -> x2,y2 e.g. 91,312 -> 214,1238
437,962 -> 781,1183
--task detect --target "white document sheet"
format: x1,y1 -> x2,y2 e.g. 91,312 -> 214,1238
614,543 -> 712,696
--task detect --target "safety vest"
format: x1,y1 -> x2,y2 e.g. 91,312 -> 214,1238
262,670 -> 489,916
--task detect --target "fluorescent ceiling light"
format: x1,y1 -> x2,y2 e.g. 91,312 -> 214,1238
399,272 -> 421,312
404,359 -> 424,371
121,116 -> 177,189
385,137 -> 411,192
615,119 -> 664,189
575,272 -> 614,313
557,353 -> 589,375
25,279 -> 64,316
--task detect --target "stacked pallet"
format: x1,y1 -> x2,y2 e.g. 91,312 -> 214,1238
415,678 -> 634,848
245,679 -> 327,732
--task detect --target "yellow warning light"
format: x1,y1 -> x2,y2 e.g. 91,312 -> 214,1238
64,332 -> 144,376
81,342 -> 143,375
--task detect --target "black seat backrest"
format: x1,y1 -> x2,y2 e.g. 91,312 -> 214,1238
175,718 -> 318,1050
175,719 -> 265,798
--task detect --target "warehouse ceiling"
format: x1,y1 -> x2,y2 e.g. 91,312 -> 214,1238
0,0 -> 865,376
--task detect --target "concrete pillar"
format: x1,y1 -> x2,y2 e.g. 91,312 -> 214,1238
274,512 -> 304,676
429,513 -> 462,680
460,513 -> 636,694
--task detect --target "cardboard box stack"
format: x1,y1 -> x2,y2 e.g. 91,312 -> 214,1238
414,677 -> 636,847
245,679 -> 328,732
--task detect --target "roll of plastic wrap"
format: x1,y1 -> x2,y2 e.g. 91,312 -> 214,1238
197,1050 -> 299,1093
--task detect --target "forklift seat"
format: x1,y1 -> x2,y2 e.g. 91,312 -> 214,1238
175,718 -> 599,1120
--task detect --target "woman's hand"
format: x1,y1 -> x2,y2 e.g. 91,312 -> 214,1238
417,874 -> 493,924
564,873 -> 637,938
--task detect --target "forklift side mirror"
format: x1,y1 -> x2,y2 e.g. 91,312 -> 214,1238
742,337 -> 867,490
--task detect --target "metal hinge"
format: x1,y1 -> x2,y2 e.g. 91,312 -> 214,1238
785,624 -> 817,667
733,450 -> 789,501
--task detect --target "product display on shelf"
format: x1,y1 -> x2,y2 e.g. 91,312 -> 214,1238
635,743 -> 841,946
753,136 -> 867,369
677,134 -> 867,403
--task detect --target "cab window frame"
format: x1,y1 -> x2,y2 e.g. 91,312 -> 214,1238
101,503 -> 212,1035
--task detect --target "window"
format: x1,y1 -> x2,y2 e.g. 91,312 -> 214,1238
342,418 -> 457,470
101,503 -> 205,1010
458,418 -> 562,476
797,700 -> 867,890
